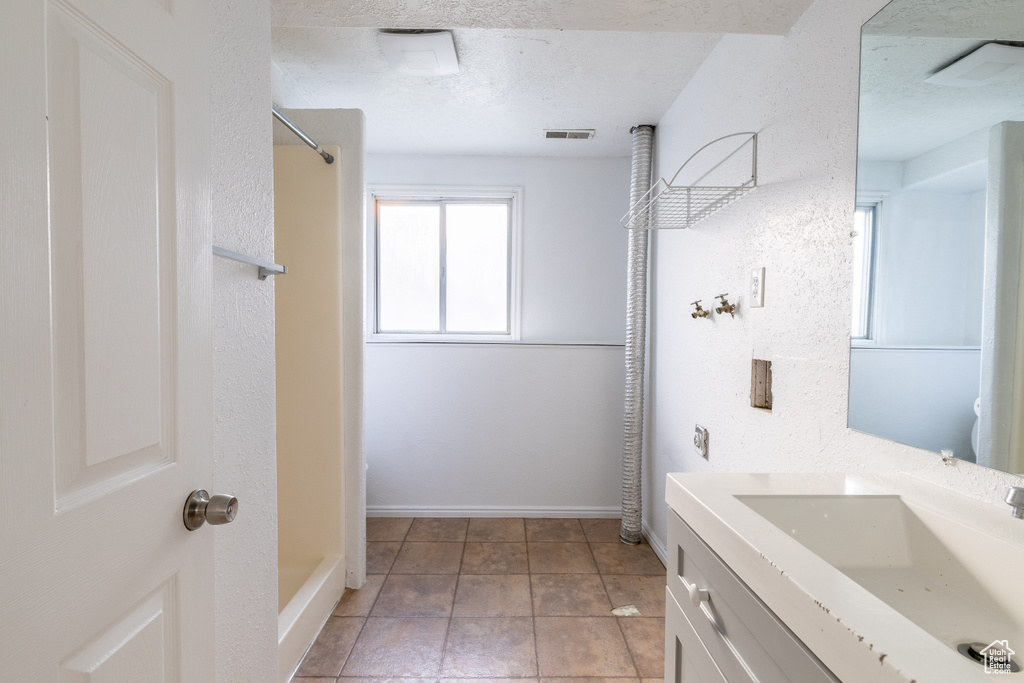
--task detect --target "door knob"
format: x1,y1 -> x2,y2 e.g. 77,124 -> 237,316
183,489 -> 238,530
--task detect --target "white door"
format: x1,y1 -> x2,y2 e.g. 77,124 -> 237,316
0,0 -> 215,680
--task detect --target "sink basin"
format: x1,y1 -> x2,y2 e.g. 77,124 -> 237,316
737,494 -> 1024,653
666,473 -> 1024,681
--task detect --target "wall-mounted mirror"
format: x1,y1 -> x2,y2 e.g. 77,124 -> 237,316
849,0 -> 1024,474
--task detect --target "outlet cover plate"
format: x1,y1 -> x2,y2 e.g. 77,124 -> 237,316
694,424 -> 709,459
750,267 -> 765,308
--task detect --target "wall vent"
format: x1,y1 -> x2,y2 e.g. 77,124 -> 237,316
545,129 -> 595,140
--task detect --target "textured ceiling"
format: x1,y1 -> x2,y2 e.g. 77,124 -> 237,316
863,0 -> 1024,39
858,35 -> 1024,162
858,0 -> 1024,164
271,0 -> 813,34
272,27 -> 722,156
270,0 -> 818,157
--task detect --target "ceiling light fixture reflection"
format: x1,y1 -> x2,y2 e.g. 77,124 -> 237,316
926,43 -> 1024,87
377,30 -> 459,76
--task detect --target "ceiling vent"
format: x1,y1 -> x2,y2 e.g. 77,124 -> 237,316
926,43 -> 1024,87
378,30 -> 459,76
545,129 -> 596,140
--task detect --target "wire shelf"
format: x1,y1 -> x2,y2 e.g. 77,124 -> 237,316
622,132 -> 757,230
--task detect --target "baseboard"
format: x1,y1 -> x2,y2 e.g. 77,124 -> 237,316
643,519 -> 668,566
279,555 -> 345,683
367,505 -> 621,519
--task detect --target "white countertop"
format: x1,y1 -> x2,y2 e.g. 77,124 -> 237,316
665,472 -> 1024,682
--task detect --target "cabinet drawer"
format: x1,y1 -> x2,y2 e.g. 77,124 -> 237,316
666,586 -> 728,683
667,508 -> 839,683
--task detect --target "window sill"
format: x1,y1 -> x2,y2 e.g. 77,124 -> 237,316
365,338 -> 625,348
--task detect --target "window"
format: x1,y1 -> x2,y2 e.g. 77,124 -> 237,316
851,202 -> 878,340
372,190 -> 519,339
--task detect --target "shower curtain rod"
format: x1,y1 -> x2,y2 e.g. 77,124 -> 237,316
272,105 -> 334,165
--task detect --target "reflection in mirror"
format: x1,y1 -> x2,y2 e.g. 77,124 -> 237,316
848,0 -> 1024,474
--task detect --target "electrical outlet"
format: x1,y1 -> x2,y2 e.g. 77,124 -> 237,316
750,267 -> 765,308
694,424 -> 709,459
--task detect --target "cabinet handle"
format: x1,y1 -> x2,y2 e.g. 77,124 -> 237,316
681,573 -> 760,681
685,578 -> 710,607
680,574 -> 717,625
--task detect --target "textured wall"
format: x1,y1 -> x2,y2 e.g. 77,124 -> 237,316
211,0 -> 279,680
645,0 -> 1024,550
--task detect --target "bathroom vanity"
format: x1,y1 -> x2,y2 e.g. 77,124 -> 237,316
664,473 -> 1024,682
666,505 -> 838,682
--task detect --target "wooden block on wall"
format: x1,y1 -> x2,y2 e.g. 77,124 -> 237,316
751,359 -> 772,410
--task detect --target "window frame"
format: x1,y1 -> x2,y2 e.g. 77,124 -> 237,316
366,185 -> 522,342
851,192 -> 885,344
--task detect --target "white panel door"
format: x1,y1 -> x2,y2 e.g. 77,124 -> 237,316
0,0 -> 215,680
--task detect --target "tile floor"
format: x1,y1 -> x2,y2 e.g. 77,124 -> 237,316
292,517 -> 667,682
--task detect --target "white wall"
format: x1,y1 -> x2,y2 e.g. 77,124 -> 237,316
849,347 -> 979,459
364,154 -> 630,514
877,190 -> 985,346
367,154 -> 630,342
645,0 -> 1023,552
365,344 -> 624,514
858,158 -> 986,347
211,0 -> 278,679
846,156 -> 985,460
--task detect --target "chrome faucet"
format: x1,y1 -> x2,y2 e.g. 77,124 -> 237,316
1006,486 -> 1024,518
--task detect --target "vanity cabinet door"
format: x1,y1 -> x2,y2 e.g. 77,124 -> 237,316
667,509 -> 839,683
666,586 -> 728,683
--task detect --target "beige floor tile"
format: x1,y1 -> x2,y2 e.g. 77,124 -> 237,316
334,575 -> 386,617
543,679 -> 640,683
641,679 -> 665,683
292,678 -> 339,682
341,617 -> 449,677
528,542 -> 597,574
460,542 -> 529,574
406,518 -> 469,542
372,575 -> 458,617
391,542 -> 464,574
441,617 -> 538,677
466,518 -> 526,542
367,517 -> 414,542
602,575 -> 667,617
453,574 -> 532,617
619,617 -> 666,677
580,518 -> 624,543
590,543 -> 665,575
337,679 -> 440,683
535,617 -> 637,677
295,616 -> 365,677
526,518 -> 587,542
531,574 -> 613,616
367,542 -> 402,574
441,679 -> 538,683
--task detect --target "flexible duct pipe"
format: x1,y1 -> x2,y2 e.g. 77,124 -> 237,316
620,124 -> 654,545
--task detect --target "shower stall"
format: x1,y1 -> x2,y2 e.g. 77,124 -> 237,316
272,108 -> 366,682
